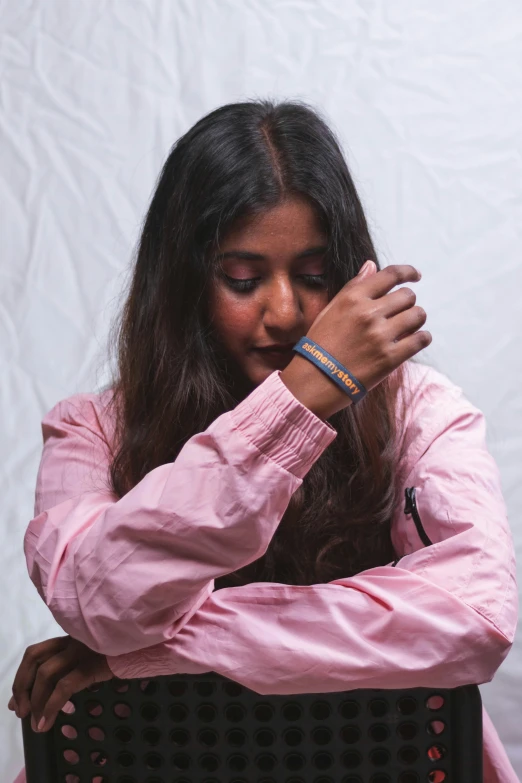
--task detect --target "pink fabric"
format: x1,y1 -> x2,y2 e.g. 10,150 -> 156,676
18,361 -> 519,782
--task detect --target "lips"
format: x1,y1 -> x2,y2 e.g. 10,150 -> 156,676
254,345 -> 295,364
255,343 -> 295,352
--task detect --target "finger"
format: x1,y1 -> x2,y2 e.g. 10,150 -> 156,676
30,647 -> 78,731
37,664 -> 96,732
379,286 -> 418,319
12,637 -> 69,719
389,305 -> 427,342
363,265 -> 422,300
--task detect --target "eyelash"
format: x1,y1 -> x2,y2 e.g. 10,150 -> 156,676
223,274 -> 328,292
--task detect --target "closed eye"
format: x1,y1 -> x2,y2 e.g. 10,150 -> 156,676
223,273 -> 327,293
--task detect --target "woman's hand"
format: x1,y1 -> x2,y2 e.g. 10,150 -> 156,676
281,262 -> 430,419
7,635 -> 113,732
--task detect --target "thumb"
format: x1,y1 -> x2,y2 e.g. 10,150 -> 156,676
358,260 -> 376,277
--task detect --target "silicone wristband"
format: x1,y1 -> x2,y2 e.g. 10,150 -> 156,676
291,337 -> 368,404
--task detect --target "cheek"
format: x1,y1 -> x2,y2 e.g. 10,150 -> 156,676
210,290 -> 257,343
305,293 -> 329,325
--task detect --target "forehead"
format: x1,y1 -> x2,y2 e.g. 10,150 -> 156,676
219,198 -> 327,251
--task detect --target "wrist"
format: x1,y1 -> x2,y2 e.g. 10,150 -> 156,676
280,356 -> 352,420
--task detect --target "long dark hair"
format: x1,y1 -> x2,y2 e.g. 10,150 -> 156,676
103,99 -> 416,587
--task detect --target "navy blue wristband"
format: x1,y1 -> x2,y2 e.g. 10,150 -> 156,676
291,337 -> 368,404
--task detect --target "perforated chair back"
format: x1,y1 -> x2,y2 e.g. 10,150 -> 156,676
22,672 -> 482,783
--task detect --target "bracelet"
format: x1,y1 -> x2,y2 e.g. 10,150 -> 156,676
291,337 -> 368,404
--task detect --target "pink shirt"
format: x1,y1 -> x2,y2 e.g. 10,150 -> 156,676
14,362 -> 519,782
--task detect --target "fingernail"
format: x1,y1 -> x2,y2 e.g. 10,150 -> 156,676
37,717 -> 46,731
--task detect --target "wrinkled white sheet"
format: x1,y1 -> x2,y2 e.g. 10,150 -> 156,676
1,1 -> 521,779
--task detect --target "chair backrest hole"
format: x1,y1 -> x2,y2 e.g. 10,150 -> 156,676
282,702 -> 303,721
113,702 -> 131,719
311,726 -> 331,745
199,753 -> 219,772
197,728 -> 218,746
284,752 -> 306,770
139,679 -> 158,695
340,725 -> 360,744
397,697 -> 417,715
169,703 -> 189,721
255,753 -> 277,771
397,721 -> 418,741
397,746 -> 419,764
254,728 -> 277,747
116,751 -> 135,767
427,744 -> 446,761
368,699 -> 389,717
368,723 -> 389,742
111,680 -> 130,693
63,749 -> 79,765
312,751 -> 333,770
197,703 -> 218,721
426,694 -> 445,710
172,752 -> 191,771
223,681 -> 243,697
253,702 -> 275,721
61,724 -> 77,739
143,726 -> 161,745
86,700 -> 103,717
195,681 -> 216,697
141,702 -> 160,721
428,772 -> 447,782
144,751 -> 164,769
227,753 -> 248,771
339,700 -> 360,719
114,726 -> 134,743
342,749 -> 362,769
427,719 -> 446,735
90,750 -> 108,766
398,773 -> 420,783
88,726 -> 105,741
167,681 -> 187,697
310,700 -> 331,720
370,748 -> 390,766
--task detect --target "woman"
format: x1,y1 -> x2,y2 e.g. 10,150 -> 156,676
9,99 -> 518,782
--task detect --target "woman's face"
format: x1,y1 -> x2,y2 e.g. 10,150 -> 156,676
208,196 -> 330,388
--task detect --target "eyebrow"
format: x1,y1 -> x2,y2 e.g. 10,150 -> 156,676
216,245 -> 328,261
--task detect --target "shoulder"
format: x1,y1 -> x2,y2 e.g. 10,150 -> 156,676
41,387 -> 117,451
395,360 -> 486,476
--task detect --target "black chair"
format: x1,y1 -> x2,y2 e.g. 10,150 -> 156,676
22,672 -> 483,783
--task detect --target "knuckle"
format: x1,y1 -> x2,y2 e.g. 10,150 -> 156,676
391,264 -> 407,280
56,677 -> 73,694
23,644 -> 38,661
38,661 -> 55,678
358,305 -> 377,327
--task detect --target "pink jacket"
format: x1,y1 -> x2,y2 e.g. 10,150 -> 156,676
15,361 -> 519,782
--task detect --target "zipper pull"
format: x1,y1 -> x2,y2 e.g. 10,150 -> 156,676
404,487 -> 433,547
404,486 -> 415,515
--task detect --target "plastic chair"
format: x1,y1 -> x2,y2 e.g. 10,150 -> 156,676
21,671 -> 483,783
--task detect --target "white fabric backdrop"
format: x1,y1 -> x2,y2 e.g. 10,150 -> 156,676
1,0 -> 521,778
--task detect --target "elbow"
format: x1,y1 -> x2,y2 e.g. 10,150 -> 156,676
47,580 -> 214,658
465,612 -> 515,685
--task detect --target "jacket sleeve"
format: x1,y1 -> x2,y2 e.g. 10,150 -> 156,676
24,372 -> 337,656
106,369 -> 518,692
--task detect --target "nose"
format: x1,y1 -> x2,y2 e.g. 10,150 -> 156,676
262,275 -> 304,332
